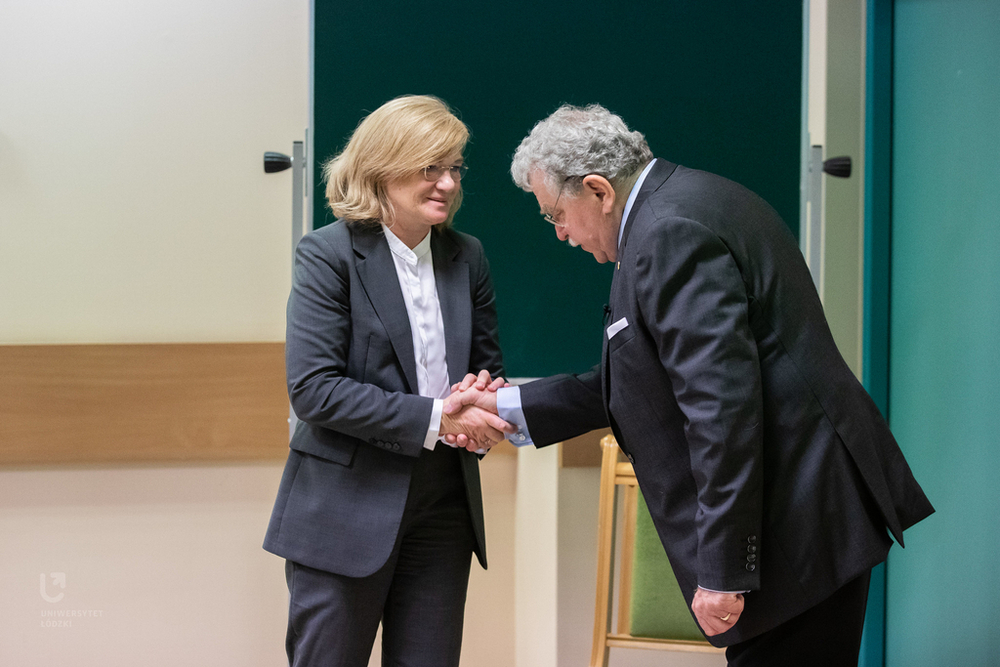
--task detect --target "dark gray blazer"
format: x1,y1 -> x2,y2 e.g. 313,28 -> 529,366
263,221 -> 503,577
519,159 -> 933,646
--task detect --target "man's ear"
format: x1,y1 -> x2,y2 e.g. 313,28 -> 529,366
582,174 -> 616,213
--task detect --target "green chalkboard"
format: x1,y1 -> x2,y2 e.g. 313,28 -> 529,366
313,1 -> 802,377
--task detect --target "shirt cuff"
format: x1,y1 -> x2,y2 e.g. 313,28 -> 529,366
497,386 -> 533,447
423,398 -> 444,450
698,585 -> 750,594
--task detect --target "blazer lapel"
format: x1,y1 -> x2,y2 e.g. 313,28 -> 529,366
431,228 -> 471,385
352,225 -> 420,394
604,158 -> 679,404
617,158 -> 677,258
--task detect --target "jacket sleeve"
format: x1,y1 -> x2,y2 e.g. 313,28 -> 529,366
635,216 -> 764,592
285,232 -> 433,458
517,366 -> 608,447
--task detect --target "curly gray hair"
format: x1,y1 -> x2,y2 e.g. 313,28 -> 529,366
510,104 -> 653,195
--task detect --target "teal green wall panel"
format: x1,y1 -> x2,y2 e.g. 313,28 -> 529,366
312,1 -> 801,376
860,1 -> 893,663
887,1 -> 1000,664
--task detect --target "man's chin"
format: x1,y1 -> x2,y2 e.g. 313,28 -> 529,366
589,250 -> 610,264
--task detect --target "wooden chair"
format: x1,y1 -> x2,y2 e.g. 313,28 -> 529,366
590,435 -> 723,666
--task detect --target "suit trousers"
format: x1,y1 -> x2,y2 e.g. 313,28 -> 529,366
284,444 -> 476,667
725,570 -> 873,667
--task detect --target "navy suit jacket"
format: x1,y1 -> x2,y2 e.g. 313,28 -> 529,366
264,221 -> 503,577
518,160 -> 933,645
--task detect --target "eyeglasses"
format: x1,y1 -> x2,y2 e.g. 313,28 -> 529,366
543,177 -> 572,227
422,164 -> 468,182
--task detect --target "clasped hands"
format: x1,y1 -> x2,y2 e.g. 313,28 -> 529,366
438,370 -> 514,453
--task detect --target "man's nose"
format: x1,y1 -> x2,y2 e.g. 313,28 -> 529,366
555,225 -> 569,241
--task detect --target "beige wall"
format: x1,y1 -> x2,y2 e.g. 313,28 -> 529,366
0,0 -> 302,344
0,463 -> 289,665
0,456 -> 516,667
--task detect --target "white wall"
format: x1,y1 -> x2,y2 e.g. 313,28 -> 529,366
0,0 -> 305,344
0,455 -> 517,667
0,1 -> 304,664
0,463 -> 289,666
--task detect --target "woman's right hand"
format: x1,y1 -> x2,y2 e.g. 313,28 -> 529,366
440,404 -> 512,452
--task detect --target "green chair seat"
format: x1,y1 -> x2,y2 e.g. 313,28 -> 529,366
629,493 -> 703,641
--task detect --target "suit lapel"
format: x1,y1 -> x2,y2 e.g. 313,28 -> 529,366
617,158 -> 677,258
431,228 -> 471,385
603,158 -> 679,403
352,225 -> 420,394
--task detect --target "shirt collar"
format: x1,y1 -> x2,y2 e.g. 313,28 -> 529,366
381,223 -> 432,264
618,158 -> 657,249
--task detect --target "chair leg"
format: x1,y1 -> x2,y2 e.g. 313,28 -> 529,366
616,483 -> 638,635
590,437 -> 620,667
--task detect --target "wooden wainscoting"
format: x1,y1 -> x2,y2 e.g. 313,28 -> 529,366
0,343 -> 289,465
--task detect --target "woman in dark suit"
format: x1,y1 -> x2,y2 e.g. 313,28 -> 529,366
264,95 -> 512,667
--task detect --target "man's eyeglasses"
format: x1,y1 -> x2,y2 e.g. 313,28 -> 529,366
422,164 -> 469,182
543,177 -> 572,227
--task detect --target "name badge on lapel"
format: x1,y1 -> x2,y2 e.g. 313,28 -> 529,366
607,317 -> 629,340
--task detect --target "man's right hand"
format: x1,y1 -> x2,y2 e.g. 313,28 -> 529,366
439,404 -> 512,452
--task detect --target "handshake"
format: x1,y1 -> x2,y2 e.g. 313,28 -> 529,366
438,370 -> 518,454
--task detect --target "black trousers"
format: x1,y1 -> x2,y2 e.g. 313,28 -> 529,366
285,445 -> 476,667
725,570 -> 873,667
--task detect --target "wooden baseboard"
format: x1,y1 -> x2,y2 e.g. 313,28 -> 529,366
0,343 -> 289,465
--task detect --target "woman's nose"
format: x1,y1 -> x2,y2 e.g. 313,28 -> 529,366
436,173 -> 457,192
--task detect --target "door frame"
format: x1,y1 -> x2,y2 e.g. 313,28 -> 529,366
860,0 -> 893,665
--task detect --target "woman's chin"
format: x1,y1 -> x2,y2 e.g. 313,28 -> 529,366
422,210 -> 450,225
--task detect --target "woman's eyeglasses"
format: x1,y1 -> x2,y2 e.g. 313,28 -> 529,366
422,164 -> 469,182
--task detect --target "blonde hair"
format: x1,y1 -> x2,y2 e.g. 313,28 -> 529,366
323,95 -> 469,226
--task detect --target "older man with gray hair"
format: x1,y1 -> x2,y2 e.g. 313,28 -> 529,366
446,104 -> 932,666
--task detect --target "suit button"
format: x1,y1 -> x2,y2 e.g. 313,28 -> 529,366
627,453 -> 635,464
746,563 -> 756,572
747,554 -> 757,563
392,443 -> 400,451
748,535 -> 757,544
747,545 -> 757,554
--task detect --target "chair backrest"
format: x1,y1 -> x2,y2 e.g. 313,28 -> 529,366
590,435 -> 722,667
